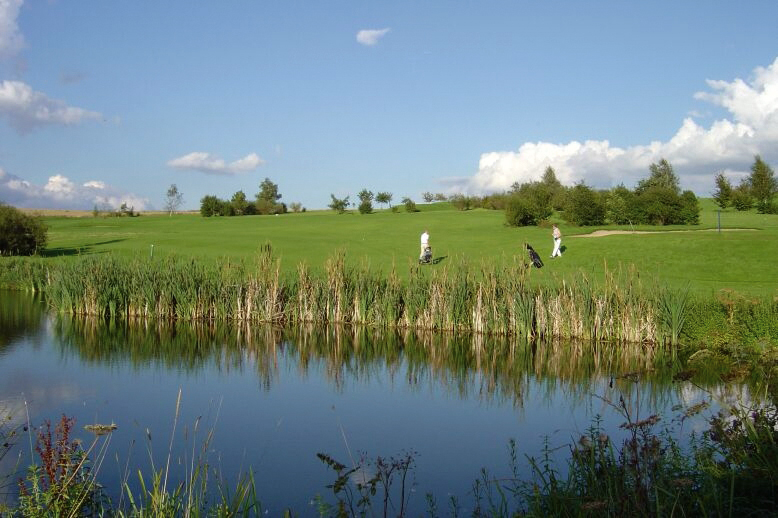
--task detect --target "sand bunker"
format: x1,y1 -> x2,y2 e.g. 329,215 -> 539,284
571,228 -> 757,238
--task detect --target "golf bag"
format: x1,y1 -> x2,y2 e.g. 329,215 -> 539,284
526,244 -> 543,268
419,245 -> 432,264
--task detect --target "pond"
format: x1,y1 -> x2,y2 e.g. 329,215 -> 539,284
0,290 -> 739,515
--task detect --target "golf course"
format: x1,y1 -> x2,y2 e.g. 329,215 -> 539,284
25,198 -> 778,296
2,198 -> 776,348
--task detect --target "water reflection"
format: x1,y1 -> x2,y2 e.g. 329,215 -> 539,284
0,291 -> 46,355
50,315 -> 680,406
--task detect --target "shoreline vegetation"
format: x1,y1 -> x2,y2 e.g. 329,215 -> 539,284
1,248 -> 776,348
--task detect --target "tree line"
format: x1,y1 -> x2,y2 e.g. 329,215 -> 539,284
503,158 -> 703,227
196,156 -> 776,227
712,155 -> 778,213
199,178 -> 304,217
498,156 -> 774,227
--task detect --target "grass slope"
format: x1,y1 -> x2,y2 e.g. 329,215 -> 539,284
36,200 -> 778,296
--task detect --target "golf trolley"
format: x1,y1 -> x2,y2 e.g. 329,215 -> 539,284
526,244 -> 544,268
419,245 -> 433,264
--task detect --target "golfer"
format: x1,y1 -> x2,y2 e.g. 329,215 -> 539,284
551,224 -> 562,258
420,229 -> 430,259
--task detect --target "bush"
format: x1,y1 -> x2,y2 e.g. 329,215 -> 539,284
0,204 -> 47,256
606,186 -> 635,225
679,190 -> 700,224
200,195 -> 222,217
731,187 -> 753,211
563,184 -> 605,226
450,194 -> 473,211
509,182 -> 553,221
505,196 -> 539,226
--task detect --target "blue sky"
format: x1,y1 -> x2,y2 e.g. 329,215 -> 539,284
1,1 -> 777,211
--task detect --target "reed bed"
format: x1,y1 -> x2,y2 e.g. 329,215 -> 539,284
7,249 -> 775,346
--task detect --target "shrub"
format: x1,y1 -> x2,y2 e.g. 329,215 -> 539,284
606,186 -> 635,225
0,204 -> 47,256
563,183 -> 605,226
509,182 -> 553,221
450,194 -> 473,211
200,195 -> 222,217
505,196 -> 539,226
730,186 -> 754,211
679,190 -> 700,224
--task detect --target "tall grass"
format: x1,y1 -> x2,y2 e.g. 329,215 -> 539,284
7,249 -> 776,347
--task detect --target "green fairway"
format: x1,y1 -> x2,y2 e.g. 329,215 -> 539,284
37,200 -> 778,296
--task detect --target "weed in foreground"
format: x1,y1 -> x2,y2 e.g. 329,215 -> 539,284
315,449 -> 418,518
17,414 -> 110,517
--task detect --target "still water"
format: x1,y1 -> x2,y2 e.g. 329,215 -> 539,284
0,291 -> 730,514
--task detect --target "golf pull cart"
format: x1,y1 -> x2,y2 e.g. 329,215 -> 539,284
419,245 -> 433,264
526,244 -> 543,268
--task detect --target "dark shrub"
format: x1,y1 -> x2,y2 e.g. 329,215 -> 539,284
0,204 -> 47,256
505,196 -> 539,226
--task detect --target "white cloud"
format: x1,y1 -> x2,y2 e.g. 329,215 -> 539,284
454,57 -> 778,196
166,151 -> 264,175
0,80 -> 102,133
356,28 -> 390,46
0,169 -> 149,210
0,0 -> 24,59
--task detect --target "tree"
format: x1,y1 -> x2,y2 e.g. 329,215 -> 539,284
712,172 -> 733,209
636,159 -> 680,195
329,194 -> 350,214
422,192 -> 434,203
256,178 -> 284,215
200,195 -> 222,217
231,190 -> 249,215
434,193 -> 447,201
748,155 -> 777,213
731,181 -> 754,211
165,184 -> 184,216
541,166 -> 566,210
0,203 -> 47,255
401,197 -> 418,212
375,191 -> 392,209
357,189 -> 374,214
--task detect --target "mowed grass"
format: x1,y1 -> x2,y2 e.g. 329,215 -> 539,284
38,200 -> 778,297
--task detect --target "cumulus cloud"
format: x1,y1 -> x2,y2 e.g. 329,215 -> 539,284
0,80 -> 103,133
454,57 -> 778,197
0,168 -> 149,210
166,151 -> 264,175
356,28 -> 390,46
0,0 -> 24,59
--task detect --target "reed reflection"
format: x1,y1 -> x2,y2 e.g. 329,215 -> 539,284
49,312 -> 692,409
